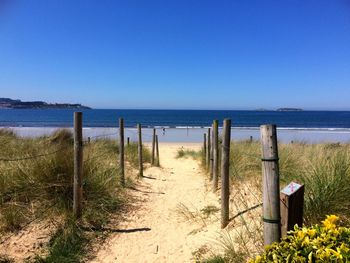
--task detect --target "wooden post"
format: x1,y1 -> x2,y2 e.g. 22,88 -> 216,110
221,119 -> 231,228
203,133 -> 207,164
212,120 -> 219,191
210,123 -> 214,179
73,112 -> 83,218
261,124 -> 281,245
156,135 -> 160,166
280,182 -> 304,237
119,118 -> 125,187
127,137 -> 130,146
151,128 -> 156,165
207,128 -> 211,172
137,124 -> 143,178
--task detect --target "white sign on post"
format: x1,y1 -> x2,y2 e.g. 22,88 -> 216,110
281,182 -> 303,196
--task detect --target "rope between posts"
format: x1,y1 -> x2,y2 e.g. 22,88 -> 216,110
125,128 -> 154,138
0,145 -> 72,162
123,129 -> 138,140
219,145 -> 261,160
231,203 -> 263,221
125,128 -> 138,135
87,132 -> 119,140
96,128 -> 155,140
245,185 -> 262,204
0,133 -> 121,163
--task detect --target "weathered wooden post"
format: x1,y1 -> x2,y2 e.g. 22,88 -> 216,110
213,120 -> 219,191
73,112 -> 83,218
280,182 -> 304,237
207,128 -> 211,171
203,133 -> 207,164
210,123 -> 214,179
261,124 -> 281,245
119,118 -> 125,187
156,135 -> 160,166
137,124 -> 143,178
151,128 -> 156,165
221,119 -> 231,228
127,137 -> 130,146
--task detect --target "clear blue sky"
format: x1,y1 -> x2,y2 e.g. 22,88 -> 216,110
0,0 -> 350,110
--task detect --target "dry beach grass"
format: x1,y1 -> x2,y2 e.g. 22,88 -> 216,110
0,129 -> 350,262
0,129 -> 151,262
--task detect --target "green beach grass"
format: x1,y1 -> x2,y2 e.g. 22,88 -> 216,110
0,129 -> 151,262
227,141 -> 350,225
178,140 -> 350,262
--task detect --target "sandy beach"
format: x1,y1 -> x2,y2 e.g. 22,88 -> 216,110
87,142 -> 261,263
6,127 -> 350,143
1,134 -> 348,262
90,142 -> 219,262
1,142 -> 231,262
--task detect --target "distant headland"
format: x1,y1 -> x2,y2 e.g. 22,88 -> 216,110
255,108 -> 303,111
0,98 -> 91,109
276,108 -> 303,112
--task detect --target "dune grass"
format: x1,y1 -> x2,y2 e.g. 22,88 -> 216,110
0,129 -> 151,262
176,148 -> 202,159
34,219 -> 86,263
202,232 -> 249,263
278,142 -> 350,224
179,139 -> 350,262
226,140 -> 350,254
125,141 -> 151,167
195,140 -> 350,225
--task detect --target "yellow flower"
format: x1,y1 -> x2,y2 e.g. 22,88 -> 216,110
308,252 -> 313,263
322,215 -> 339,230
249,215 -> 350,262
255,255 -> 262,262
297,230 -> 306,240
302,236 -> 310,246
339,243 -> 350,253
307,229 -> 317,238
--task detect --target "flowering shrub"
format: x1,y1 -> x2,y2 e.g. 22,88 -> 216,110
249,215 -> 350,262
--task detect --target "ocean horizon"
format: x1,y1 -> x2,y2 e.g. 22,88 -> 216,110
0,109 -> 350,129
1,109 -> 349,143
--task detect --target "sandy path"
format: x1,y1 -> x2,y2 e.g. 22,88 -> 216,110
0,219 -> 57,262
90,143 -> 221,263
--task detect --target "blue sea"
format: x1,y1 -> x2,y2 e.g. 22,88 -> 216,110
0,109 -> 349,129
0,109 -> 349,143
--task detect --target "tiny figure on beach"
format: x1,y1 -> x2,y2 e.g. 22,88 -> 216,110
162,128 -> 165,135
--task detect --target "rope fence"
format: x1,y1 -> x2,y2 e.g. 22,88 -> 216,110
0,145 -> 72,162
0,113 -> 161,221
202,120 -> 306,257
0,114 -> 307,259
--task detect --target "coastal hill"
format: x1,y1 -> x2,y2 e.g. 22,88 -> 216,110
276,108 -> 303,111
0,98 -> 91,109
255,108 -> 304,111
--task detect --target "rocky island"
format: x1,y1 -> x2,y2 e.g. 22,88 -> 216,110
0,98 -> 91,109
276,108 -> 303,111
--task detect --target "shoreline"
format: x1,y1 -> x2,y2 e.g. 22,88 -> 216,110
3,126 -> 350,143
2,125 -> 350,131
